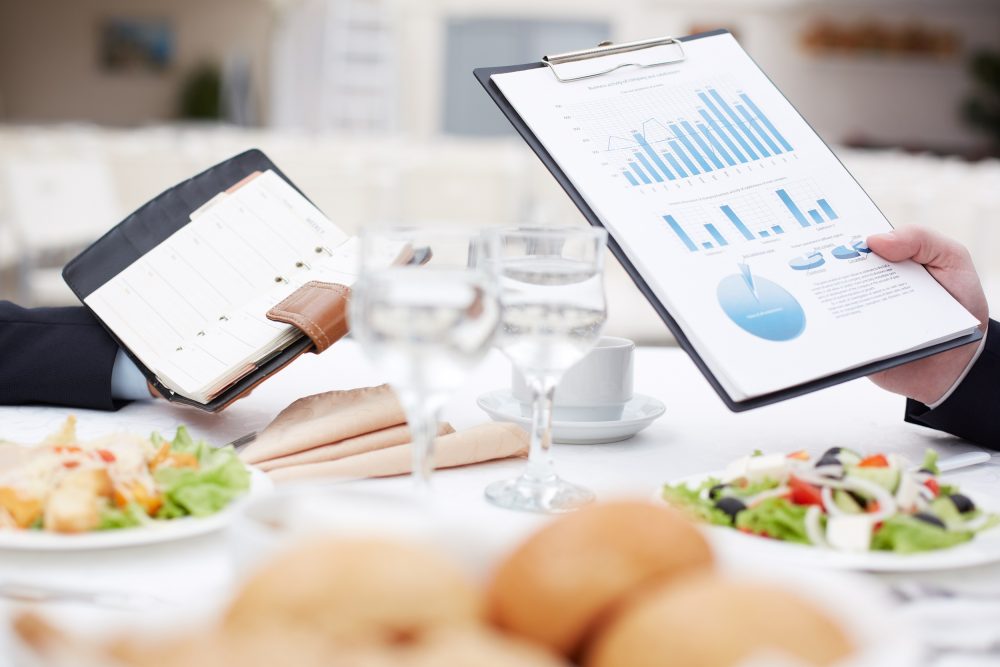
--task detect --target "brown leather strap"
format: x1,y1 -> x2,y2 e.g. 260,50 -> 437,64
266,281 -> 351,354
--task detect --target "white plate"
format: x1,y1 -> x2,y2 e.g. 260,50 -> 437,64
0,468 -> 273,551
661,471 -> 1000,572
476,389 -> 665,445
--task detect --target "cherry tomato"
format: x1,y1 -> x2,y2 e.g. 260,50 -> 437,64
858,454 -> 889,468
924,478 -> 940,497
788,476 -> 824,506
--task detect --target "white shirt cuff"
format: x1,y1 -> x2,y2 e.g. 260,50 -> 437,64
927,327 -> 988,409
111,349 -> 152,401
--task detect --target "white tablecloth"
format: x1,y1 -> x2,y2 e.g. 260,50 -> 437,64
3,342 -> 1000,664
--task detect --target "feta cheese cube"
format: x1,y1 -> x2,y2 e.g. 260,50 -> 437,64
826,515 -> 873,553
722,456 -> 750,482
745,454 -> 790,484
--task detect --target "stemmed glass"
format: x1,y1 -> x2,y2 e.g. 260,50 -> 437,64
484,227 -> 608,513
350,228 -> 501,492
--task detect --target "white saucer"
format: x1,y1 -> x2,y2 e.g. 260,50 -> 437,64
476,390 -> 665,445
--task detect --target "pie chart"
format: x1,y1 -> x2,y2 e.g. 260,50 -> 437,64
832,238 -> 872,260
789,251 -> 825,271
832,245 -> 860,260
717,265 -> 806,342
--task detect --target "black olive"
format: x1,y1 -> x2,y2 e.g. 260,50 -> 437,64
708,483 -> 729,500
918,467 -> 935,475
948,493 -> 976,514
914,512 -> 946,529
715,497 -> 747,524
815,447 -> 842,466
816,454 -> 841,468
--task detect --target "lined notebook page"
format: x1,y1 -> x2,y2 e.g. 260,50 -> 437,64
85,170 -> 358,401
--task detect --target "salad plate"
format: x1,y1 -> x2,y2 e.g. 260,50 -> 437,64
0,419 -> 274,551
660,449 -> 1000,572
0,467 -> 272,552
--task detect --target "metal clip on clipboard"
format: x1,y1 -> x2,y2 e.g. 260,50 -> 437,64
542,36 -> 686,83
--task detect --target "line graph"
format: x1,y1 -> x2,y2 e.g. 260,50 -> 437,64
562,83 -> 794,188
611,88 -> 792,186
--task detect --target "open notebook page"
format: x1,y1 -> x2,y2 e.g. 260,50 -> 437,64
85,170 -> 363,402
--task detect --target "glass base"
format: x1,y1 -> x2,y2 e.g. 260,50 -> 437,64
484,474 -> 595,514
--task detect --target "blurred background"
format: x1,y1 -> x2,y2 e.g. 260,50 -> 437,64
0,0 -> 998,343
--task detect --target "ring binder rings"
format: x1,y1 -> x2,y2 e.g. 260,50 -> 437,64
475,29 -> 982,412
543,35 -> 685,83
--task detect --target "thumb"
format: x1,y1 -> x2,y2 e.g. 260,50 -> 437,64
866,226 -> 970,269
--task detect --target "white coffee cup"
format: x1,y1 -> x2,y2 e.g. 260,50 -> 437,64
512,336 -> 635,422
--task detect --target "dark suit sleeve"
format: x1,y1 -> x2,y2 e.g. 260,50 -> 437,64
905,318 -> 1000,447
0,301 -> 122,410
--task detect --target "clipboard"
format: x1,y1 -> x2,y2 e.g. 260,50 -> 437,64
474,30 -> 982,412
62,149 -> 321,412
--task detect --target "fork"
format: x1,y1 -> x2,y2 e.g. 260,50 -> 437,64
0,582 -> 165,610
224,431 -> 257,452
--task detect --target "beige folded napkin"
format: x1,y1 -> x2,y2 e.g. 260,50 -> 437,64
267,422 -> 528,483
257,422 -> 455,472
239,385 -> 528,483
240,384 -> 406,465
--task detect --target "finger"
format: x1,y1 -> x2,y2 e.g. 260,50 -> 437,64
866,226 -> 970,269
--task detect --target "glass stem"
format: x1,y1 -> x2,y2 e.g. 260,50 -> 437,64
401,397 -> 439,494
525,378 -> 558,482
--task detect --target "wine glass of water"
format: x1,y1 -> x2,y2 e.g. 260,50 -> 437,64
350,228 -> 500,492
484,227 -> 608,513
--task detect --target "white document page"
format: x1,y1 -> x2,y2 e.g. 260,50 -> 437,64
493,33 -> 979,400
85,170 -> 359,402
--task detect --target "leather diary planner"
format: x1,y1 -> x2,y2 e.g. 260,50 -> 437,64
64,151 -> 400,411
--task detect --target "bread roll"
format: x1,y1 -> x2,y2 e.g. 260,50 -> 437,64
117,627 -> 568,667
224,539 -> 482,645
388,628 -> 569,667
112,629 -> 333,667
586,574 -> 854,667
487,500 -> 712,656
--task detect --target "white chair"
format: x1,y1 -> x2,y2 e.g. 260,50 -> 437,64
2,155 -> 121,305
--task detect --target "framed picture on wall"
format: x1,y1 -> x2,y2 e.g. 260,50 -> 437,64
100,18 -> 174,73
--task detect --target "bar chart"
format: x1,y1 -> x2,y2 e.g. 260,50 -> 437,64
616,87 -> 794,187
664,188 -> 838,253
776,189 -> 839,228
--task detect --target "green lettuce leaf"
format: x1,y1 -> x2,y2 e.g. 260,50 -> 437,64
661,480 -> 732,527
661,476 -> 784,528
98,502 -> 148,530
871,515 -> 973,553
152,427 -> 250,519
734,498 -> 811,544
730,478 -> 782,498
